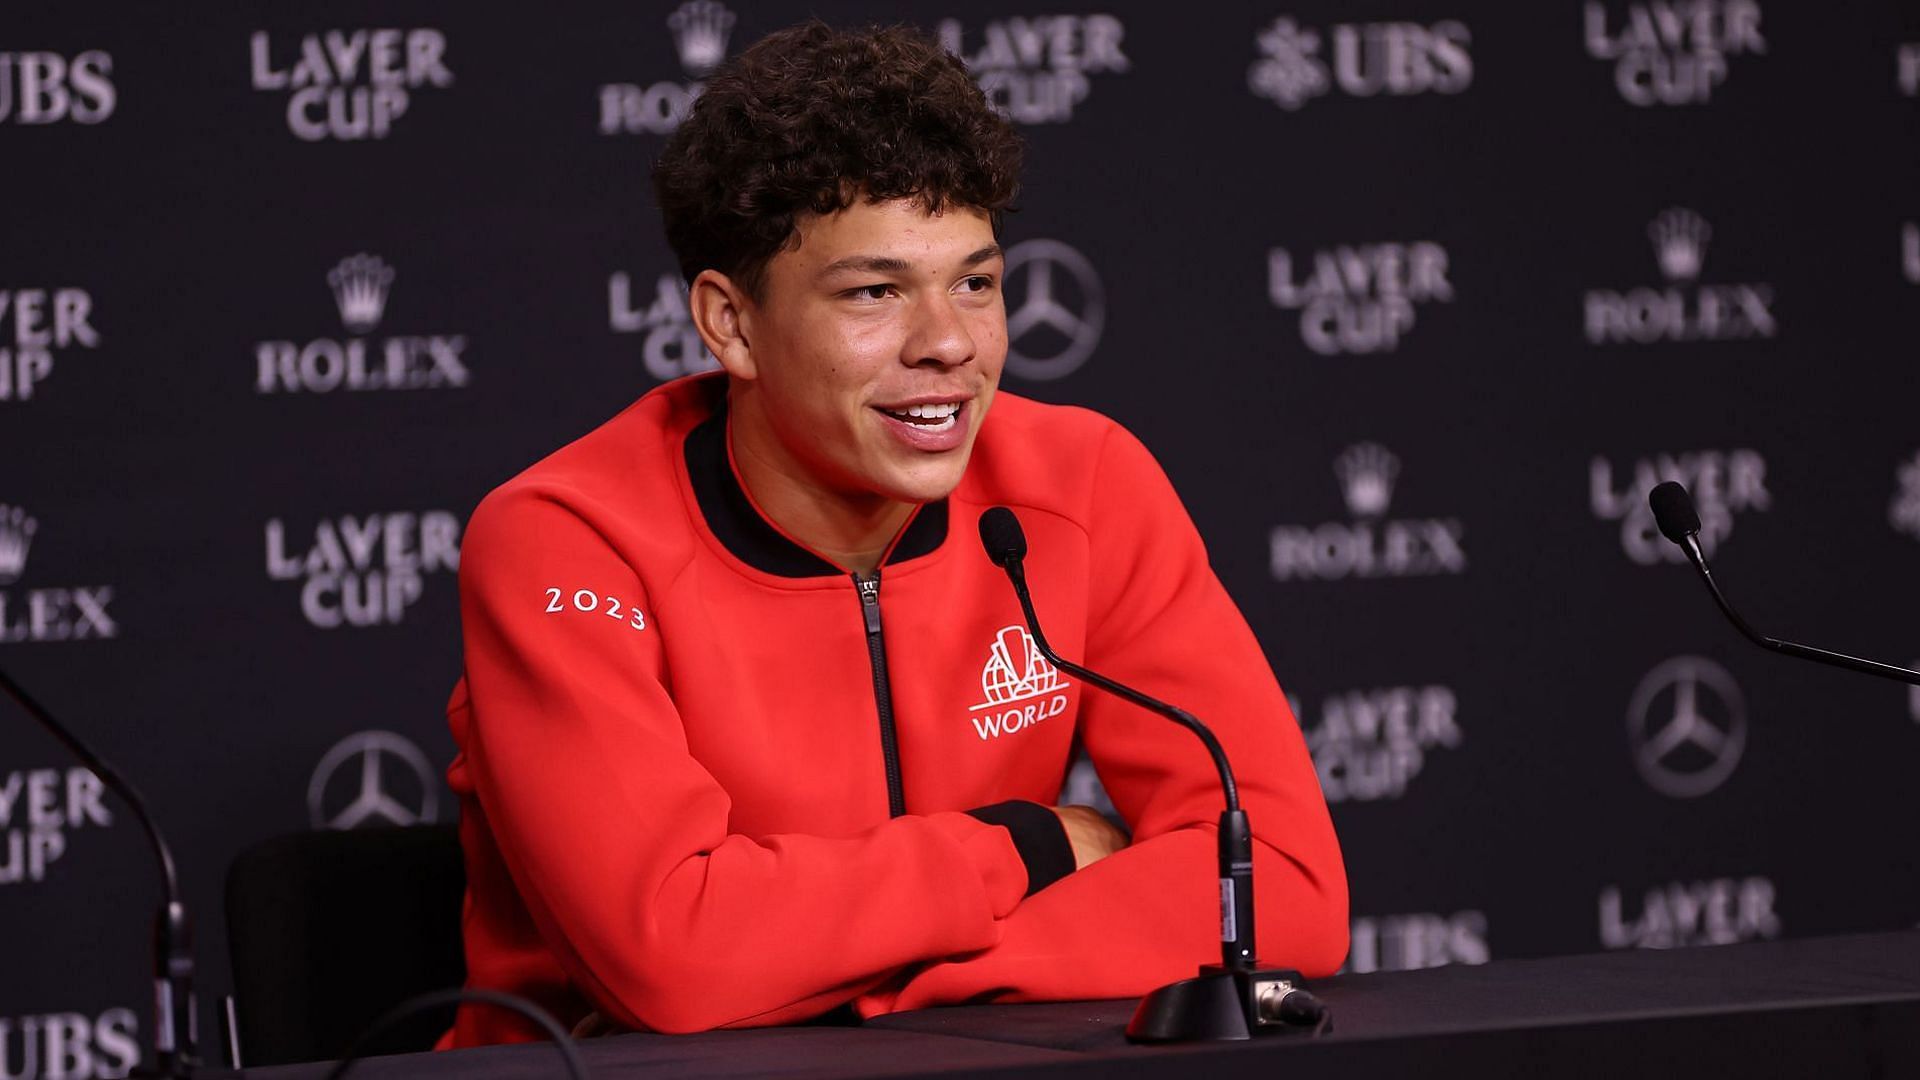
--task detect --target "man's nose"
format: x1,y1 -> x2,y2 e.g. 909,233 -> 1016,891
905,292 -> 977,368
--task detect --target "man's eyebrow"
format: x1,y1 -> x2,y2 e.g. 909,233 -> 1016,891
816,245 -> 1005,278
819,255 -> 914,277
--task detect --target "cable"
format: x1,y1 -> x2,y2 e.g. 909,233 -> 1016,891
324,988 -> 588,1079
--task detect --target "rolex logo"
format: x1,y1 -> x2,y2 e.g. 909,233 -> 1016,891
1649,208 -> 1711,283
326,254 -> 396,335
0,505 -> 37,586
667,0 -> 735,77
1335,443 -> 1399,518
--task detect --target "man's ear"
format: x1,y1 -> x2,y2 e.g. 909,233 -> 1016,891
688,269 -> 758,381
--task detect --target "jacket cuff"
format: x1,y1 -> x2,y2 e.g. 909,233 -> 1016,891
966,800 -> 1075,896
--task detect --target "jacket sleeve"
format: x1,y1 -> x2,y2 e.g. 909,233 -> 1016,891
456,485 -> 1039,1033
856,425 -> 1348,1015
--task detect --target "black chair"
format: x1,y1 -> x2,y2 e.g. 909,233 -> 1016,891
225,824 -> 467,1067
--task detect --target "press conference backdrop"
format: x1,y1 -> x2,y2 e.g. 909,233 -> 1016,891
4,1 -> 1920,1074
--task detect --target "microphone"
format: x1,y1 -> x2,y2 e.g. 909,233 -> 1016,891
1648,481 -> 1920,686
0,666 -> 222,1078
977,507 -> 1328,1041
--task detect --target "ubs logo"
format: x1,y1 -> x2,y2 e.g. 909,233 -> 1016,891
1001,239 -> 1105,382
308,730 -> 440,829
1248,17 -> 1472,111
1626,656 -> 1746,798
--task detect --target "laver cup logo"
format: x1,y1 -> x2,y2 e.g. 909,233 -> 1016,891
1270,444 -> 1467,581
1583,209 -> 1775,345
969,626 -> 1072,740
0,505 -> 119,644
1582,1 -> 1765,106
599,0 -> 737,136
938,14 -> 1129,125
255,255 -> 470,394
1,287 -> 100,402
1627,656 -> 1746,798
0,51 -> 115,124
1,766 -> 111,886
249,28 -> 453,140
608,272 -> 719,382
1589,448 -> 1769,564
1267,242 -> 1453,355
1600,876 -> 1779,949
1248,17 -> 1471,111
1296,685 -> 1461,803
265,511 -> 461,628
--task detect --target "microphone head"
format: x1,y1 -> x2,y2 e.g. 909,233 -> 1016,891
1648,481 -> 1702,545
978,507 -> 1028,567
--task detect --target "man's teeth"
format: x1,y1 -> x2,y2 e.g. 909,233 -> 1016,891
884,402 -> 961,428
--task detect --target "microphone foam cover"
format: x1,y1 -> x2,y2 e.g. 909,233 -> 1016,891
1648,481 -> 1702,544
978,507 -> 1028,567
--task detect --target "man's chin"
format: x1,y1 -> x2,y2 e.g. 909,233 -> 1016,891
872,454 -> 972,506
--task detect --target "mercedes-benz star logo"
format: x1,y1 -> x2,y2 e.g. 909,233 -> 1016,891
1002,238 -> 1105,382
308,730 -> 441,830
1626,656 -> 1747,798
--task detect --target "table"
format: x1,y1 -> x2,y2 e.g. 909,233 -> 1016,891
252,930 -> 1920,1078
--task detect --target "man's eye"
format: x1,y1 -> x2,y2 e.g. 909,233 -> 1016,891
959,275 -> 995,293
849,284 -> 894,301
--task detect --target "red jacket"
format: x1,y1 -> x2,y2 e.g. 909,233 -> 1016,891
441,373 -> 1346,1045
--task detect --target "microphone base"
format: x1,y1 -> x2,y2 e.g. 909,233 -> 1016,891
1124,964 -> 1312,1043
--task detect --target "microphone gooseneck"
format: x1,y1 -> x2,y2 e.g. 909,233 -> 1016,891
0,666 -> 201,1077
977,508 -> 1241,814
977,507 -> 1259,967
977,507 -> 1328,1041
1648,482 -> 1920,687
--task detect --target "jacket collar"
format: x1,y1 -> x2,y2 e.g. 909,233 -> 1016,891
683,407 -> 950,578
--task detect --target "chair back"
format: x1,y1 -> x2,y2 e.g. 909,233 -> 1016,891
225,824 -> 466,1066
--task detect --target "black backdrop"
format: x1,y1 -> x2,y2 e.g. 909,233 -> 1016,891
5,2 -> 1920,1075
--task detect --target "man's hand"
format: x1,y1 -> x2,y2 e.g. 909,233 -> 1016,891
1054,805 -> 1129,870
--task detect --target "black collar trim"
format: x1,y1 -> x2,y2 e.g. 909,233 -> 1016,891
683,408 -> 949,578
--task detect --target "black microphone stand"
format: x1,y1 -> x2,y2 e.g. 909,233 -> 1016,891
981,509 -> 1325,1041
0,665 -> 217,1078
1649,482 -> 1920,687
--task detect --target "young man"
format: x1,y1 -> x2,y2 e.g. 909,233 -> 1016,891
441,22 -> 1345,1046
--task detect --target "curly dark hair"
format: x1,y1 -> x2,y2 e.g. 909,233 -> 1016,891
652,21 -> 1023,299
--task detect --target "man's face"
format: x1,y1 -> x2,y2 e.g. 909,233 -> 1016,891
735,198 -> 1007,506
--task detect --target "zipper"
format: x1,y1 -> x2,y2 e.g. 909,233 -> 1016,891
854,571 -> 906,817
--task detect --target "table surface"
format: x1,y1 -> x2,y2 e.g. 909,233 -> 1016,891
252,930 -> 1920,1078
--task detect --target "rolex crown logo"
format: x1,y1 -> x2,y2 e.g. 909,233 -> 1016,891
1649,208 -> 1711,283
668,0 -> 736,77
327,253 -> 396,335
0,504 -> 39,586
1335,442 -> 1400,518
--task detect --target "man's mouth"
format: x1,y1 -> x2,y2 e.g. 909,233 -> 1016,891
876,401 -> 962,433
